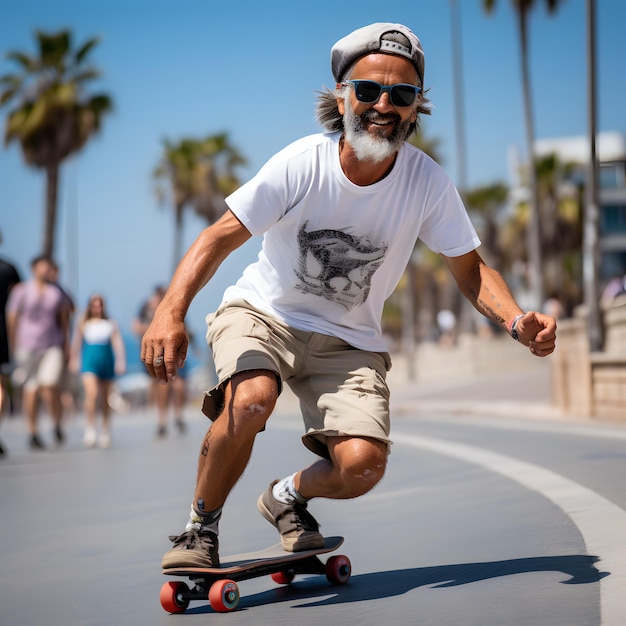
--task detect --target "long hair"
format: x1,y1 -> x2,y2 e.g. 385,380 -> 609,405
315,83 -> 432,138
82,293 -> 109,324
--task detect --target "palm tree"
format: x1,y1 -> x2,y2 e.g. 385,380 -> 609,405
465,182 -> 509,268
534,152 -> 583,310
192,133 -> 246,223
483,0 -> 565,310
495,153 -> 582,313
0,30 -> 112,257
153,133 -> 245,273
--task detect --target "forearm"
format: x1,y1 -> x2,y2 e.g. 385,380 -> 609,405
141,211 -> 251,379
443,251 -> 557,356
157,212 -> 250,321
158,232 -> 224,321
6,312 -> 17,354
69,326 -> 83,362
444,251 -> 523,333
61,313 -> 71,357
112,326 -> 126,364
465,264 -> 524,333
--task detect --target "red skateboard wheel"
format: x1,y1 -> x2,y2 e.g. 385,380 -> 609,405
209,579 -> 240,612
325,554 -> 351,584
160,580 -> 190,613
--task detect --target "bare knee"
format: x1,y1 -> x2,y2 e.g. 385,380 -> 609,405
223,370 -> 278,435
330,437 -> 387,498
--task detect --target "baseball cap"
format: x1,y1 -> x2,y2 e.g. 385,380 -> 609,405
331,23 -> 425,86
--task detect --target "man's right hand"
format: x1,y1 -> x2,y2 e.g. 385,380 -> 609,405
140,311 -> 188,384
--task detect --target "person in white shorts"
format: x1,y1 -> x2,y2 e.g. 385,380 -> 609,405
6,255 -> 71,450
141,23 -> 558,569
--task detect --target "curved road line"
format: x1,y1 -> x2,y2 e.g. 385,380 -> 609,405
398,433 -> 626,626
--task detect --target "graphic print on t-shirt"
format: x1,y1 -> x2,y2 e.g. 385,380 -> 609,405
294,221 -> 387,309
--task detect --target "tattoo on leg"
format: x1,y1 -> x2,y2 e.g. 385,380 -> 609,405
201,430 -> 212,457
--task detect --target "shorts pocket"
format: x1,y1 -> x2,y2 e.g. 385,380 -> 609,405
207,304 -> 271,349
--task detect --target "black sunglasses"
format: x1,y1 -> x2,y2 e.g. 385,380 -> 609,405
342,80 -> 422,107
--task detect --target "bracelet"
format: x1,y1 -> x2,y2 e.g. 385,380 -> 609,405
509,314 -> 524,342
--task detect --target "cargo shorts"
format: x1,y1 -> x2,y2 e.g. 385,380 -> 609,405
201,299 -> 392,459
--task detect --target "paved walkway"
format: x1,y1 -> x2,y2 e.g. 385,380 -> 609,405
0,333 -> 594,455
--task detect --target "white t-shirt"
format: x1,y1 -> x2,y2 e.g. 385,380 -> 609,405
222,132 -> 480,352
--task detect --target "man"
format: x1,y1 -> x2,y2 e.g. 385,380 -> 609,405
0,234 -> 21,456
6,255 -> 70,449
142,23 -> 557,569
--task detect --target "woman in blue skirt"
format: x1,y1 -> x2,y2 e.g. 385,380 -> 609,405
70,294 -> 126,448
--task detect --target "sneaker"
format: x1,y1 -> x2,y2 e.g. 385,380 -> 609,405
98,432 -> 111,449
29,434 -> 46,450
54,425 -> 64,445
83,427 -> 97,448
161,528 -> 220,569
174,417 -> 186,434
257,480 -> 324,552
156,425 -> 167,438
0,440 -> 5,457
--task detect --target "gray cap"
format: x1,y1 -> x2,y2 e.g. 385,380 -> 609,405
331,23 -> 425,85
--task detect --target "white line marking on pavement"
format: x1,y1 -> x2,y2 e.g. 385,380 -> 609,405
417,414 -> 626,441
398,434 -> 626,626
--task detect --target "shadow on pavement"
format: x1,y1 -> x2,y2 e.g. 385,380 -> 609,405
185,553 -> 606,614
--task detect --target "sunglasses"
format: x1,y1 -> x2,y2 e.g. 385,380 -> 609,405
342,80 -> 422,107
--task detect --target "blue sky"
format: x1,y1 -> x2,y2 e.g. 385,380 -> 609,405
1,0 -> 625,357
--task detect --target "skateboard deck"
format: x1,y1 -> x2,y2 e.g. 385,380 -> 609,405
160,536 -> 350,613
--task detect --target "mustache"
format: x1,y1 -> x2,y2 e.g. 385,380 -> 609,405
361,109 -> 401,125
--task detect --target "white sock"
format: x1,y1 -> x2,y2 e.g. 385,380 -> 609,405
272,473 -> 307,504
185,501 -> 221,535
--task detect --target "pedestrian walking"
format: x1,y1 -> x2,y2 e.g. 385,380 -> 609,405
0,235 -> 21,456
70,294 -> 126,448
6,255 -> 71,449
133,285 -> 187,437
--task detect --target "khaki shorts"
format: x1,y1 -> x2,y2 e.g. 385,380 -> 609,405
13,346 -> 64,391
202,300 -> 392,459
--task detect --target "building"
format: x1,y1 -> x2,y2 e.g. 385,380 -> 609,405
532,132 -> 626,285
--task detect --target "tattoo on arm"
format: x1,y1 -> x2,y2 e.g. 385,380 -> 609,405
471,284 -> 506,327
478,298 -> 506,326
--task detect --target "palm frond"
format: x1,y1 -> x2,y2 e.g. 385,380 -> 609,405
71,68 -> 102,84
74,37 -> 100,65
87,94 -> 113,114
0,76 -> 22,106
5,51 -> 37,72
37,30 -> 71,71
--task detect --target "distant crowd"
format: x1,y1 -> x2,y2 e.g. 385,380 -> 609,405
2,247 -> 625,459
0,251 -> 190,457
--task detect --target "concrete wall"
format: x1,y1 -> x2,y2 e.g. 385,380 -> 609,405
593,294 -> 626,419
552,295 -> 626,420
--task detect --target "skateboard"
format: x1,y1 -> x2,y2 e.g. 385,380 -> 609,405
160,536 -> 350,613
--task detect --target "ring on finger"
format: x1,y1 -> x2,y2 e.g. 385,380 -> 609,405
154,356 -> 164,366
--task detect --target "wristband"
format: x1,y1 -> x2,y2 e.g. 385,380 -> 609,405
509,314 -> 524,342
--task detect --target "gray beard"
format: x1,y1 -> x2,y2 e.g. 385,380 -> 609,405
343,101 -> 409,164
